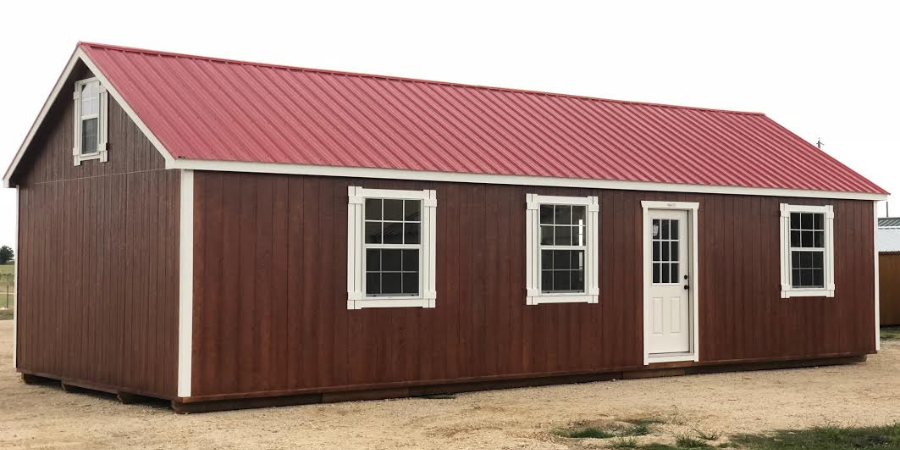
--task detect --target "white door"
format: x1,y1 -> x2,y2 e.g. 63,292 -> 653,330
646,209 -> 692,355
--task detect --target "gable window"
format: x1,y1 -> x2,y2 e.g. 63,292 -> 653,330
525,194 -> 599,305
347,186 -> 436,309
779,204 -> 835,298
73,78 -> 109,165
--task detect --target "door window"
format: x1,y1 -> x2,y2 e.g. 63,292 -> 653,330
652,218 -> 679,284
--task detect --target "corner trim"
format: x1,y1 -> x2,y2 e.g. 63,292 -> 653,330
13,186 -> 18,369
177,170 -> 194,398
875,201 -> 881,351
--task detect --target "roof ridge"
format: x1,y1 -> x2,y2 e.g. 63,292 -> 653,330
78,41 -> 766,117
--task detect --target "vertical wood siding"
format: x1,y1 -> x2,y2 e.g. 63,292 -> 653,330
15,62 -> 179,398
191,172 -> 876,398
879,253 -> 900,326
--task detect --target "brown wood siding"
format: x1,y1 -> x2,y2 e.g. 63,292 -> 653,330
879,253 -> 900,326
191,172 -> 876,399
14,61 -> 179,398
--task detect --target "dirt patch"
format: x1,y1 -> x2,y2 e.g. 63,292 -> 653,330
0,320 -> 897,449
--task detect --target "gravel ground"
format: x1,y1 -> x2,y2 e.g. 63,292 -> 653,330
0,320 -> 897,449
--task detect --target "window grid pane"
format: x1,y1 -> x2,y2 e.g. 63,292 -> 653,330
81,118 -> 99,154
538,203 -> 588,294
540,249 -> 585,293
789,212 -> 825,249
790,249 -> 825,288
365,248 -> 420,296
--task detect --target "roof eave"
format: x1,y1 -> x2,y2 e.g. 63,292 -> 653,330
169,158 -> 890,201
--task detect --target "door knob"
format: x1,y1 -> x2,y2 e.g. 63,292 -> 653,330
683,284 -> 689,290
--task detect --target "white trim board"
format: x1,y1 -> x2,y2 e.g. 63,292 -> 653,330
2,46 -> 174,188
168,159 -> 888,201
13,186 -> 18,369
641,201 -> 701,365
177,170 -> 194,398
875,201 -> 881,351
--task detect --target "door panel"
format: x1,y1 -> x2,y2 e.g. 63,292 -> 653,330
646,209 -> 691,355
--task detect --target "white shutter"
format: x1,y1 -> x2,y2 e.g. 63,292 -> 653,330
72,84 -> 82,166
780,204 -> 790,298
525,194 -> 539,305
825,205 -> 835,295
99,84 -> 109,162
587,196 -> 600,302
346,186 -> 364,309
423,190 -> 437,307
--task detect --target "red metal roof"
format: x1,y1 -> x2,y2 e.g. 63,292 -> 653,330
80,42 -> 886,195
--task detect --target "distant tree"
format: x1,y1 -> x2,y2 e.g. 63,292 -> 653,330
0,246 -> 13,264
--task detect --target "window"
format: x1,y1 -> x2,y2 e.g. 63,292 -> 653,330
651,218 -> 680,284
72,78 -> 109,165
526,194 -> 599,305
347,187 -> 436,309
779,204 -> 835,298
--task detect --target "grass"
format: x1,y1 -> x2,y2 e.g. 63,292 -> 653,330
552,419 -> 900,449
882,327 -> 900,341
731,424 -> 900,450
554,418 -> 666,440
421,393 -> 456,400
693,429 -> 722,441
0,264 -> 14,321
555,420 -> 900,449
623,437 -> 711,450
675,435 -> 712,448
611,437 -> 640,448
554,426 -> 616,439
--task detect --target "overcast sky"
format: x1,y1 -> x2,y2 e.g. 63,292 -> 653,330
1,0 -> 897,249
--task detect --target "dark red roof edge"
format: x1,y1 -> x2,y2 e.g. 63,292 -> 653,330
78,41 -> 767,117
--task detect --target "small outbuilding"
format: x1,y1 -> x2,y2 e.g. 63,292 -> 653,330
2,43 -> 889,412
878,217 -> 900,326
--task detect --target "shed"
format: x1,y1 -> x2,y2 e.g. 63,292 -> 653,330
878,217 -> 900,326
2,42 -> 889,412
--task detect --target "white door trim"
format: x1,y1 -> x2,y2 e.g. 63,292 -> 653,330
641,201 -> 700,365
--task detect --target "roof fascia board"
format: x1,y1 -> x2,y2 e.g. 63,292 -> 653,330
167,158 -> 889,201
2,47 -> 174,188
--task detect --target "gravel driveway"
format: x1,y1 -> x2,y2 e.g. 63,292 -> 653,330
0,320 -> 896,449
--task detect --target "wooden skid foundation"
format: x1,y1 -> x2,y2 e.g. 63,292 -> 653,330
171,355 -> 866,413
22,354 -> 867,414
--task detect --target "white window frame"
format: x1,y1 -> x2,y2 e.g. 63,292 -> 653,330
72,77 -> 109,166
525,194 -> 599,305
347,186 -> 437,309
779,203 -> 835,298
